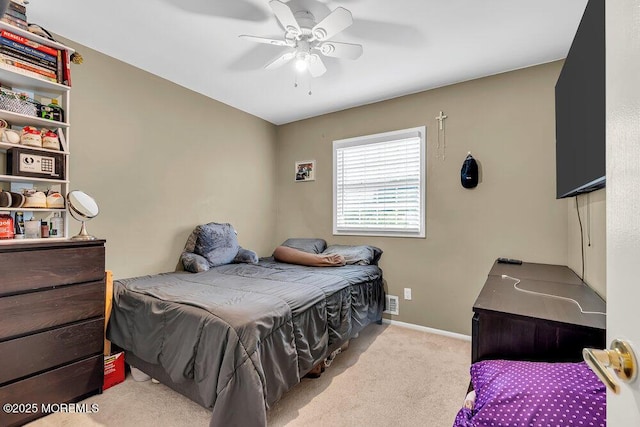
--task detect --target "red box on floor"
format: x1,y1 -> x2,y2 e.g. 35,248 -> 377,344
104,351 -> 125,390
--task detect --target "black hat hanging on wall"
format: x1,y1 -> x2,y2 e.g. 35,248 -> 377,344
461,152 -> 479,189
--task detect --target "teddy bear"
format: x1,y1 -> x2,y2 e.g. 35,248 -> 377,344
180,222 -> 258,273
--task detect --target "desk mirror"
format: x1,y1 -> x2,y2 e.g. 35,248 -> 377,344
67,190 -> 99,240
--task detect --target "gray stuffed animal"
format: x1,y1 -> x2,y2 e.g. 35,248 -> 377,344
180,222 -> 258,273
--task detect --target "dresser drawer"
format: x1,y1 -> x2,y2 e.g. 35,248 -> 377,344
0,245 -> 105,296
0,281 -> 105,341
0,355 -> 103,427
0,318 -> 104,385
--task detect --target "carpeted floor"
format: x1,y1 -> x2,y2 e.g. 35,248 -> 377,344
29,324 -> 471,427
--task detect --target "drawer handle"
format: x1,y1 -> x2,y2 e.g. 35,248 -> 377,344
583,338 -> 637,394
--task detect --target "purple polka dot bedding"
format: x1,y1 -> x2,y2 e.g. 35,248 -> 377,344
453,360 -> 606,427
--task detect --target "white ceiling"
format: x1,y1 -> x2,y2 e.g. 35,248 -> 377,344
27,0 -> 587,125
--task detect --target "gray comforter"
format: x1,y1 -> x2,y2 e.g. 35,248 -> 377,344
107,258 -> 384,426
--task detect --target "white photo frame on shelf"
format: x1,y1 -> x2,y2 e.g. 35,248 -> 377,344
295,160 -> 315,182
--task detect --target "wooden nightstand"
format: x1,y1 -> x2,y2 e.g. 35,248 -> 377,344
472,260 -> 606,363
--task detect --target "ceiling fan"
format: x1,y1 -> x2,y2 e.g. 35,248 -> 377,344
239,0 -> 363,77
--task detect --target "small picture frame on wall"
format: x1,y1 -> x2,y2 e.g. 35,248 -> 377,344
295,160 -> 315,182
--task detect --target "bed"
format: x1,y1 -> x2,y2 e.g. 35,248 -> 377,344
107,255 -> 384,426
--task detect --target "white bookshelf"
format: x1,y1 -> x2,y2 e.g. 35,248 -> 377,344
0,23 -> 72,242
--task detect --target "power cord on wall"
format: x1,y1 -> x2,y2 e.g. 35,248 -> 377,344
586,192 -> 592,247
501,274 -> 605,316
575,195 -> 585,281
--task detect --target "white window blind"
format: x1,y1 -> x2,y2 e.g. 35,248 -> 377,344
333,127 -> 425,237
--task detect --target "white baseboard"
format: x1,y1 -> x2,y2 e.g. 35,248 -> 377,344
381,319 -> 471,342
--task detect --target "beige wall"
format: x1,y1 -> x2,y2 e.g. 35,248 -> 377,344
567,189 -> 606,298
63,37 -> 583,335
275,61 -> 568,335
63,39 -> 278,279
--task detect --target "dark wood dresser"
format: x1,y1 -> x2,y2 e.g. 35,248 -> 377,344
472,260 -> 606,363
0,240 -> 106,427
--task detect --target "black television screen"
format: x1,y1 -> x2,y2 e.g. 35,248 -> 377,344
555,0 -> 605,199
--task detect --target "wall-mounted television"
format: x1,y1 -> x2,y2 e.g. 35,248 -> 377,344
555,0 -> 605,199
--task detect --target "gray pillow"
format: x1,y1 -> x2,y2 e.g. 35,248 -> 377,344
193,223 -> 240,267
281,238 -> 327,254
322,245 -> 383,265
181,252 -> 210,273
181,223 -> 258,272
233,247 -> 259,264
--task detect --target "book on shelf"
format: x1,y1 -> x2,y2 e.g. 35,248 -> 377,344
0,29 -> 59,57
0,29 -> 70,86
56,50 -> 62,84
0,16 -> 27,30
0,44 -> 57,71
0,59 -> 58,83
0,54 -> 57,79
8,1 -> 27,15
0,37 -> 57,63
3,8 -> 26,22
61,49 -> 71,86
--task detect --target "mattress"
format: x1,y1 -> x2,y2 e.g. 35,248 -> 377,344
107,258 -> 384,426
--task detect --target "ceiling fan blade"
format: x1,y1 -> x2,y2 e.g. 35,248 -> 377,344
308,54 -> 327,77
344,19 -> 423,46
162,0 -> 269,22
269,0 -> 301,36
265,50 -> 296,70
318,41 -> 363,60
239,35 -> 291,47
312,7 -> 353,41
228,44 -> 289,72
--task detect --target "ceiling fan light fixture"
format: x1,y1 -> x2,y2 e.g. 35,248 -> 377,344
294,52 -> 310,72
295,58 -> 308,72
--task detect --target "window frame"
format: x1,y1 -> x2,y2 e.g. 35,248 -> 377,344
332,126 -> 426,238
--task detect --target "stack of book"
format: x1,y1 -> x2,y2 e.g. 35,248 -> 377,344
1,0 -> 28,31
0,28 -> 71,86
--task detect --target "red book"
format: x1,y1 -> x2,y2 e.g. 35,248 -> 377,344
0,29 -> 59,57
61,49 -> 71,87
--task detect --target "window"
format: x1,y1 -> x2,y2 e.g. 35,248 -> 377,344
333,126 -> 426,238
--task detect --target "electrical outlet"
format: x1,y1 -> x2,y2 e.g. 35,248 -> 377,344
404,288 -> 412,300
